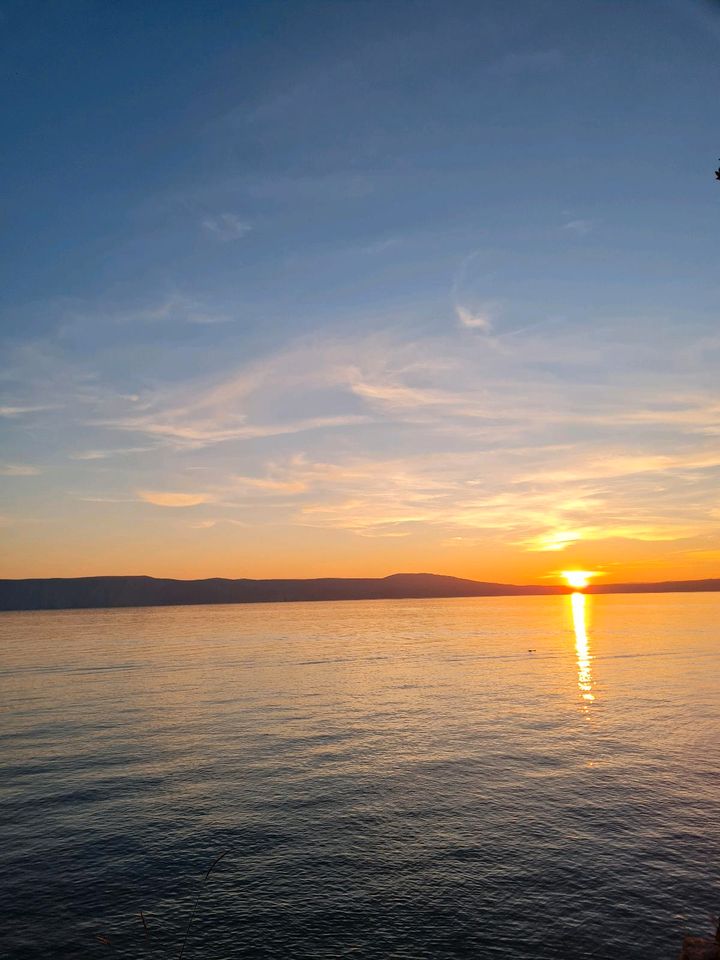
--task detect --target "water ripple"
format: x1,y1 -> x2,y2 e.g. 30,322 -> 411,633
1,593 -> 719,959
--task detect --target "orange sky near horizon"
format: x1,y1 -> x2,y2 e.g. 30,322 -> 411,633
1,499 -> 717,584
3,327 -> 719,585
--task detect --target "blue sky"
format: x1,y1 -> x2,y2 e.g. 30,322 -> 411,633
1,0 -> 719,581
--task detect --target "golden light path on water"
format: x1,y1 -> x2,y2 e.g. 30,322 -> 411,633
571,591 -> 595,705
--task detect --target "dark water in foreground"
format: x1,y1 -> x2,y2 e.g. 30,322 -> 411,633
1,593 -> 719,959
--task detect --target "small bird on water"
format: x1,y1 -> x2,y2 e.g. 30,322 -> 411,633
715,159 -> 720,181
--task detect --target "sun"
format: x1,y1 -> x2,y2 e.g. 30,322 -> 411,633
561,570 -> 597,590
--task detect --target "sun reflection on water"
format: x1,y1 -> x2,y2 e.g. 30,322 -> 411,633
571,592 -> 595,707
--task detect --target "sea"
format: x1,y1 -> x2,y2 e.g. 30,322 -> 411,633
1,593 -> 719,959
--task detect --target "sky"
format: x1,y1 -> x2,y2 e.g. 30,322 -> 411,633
1,0 -> 719,583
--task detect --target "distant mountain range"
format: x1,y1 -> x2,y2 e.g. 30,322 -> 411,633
0,572 -> 719,611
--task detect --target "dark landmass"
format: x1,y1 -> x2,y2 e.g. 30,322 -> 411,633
0,572 -> 718,611
587,579 -> 720,594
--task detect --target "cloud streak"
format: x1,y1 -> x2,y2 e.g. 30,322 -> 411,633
0,404 -> 57,417
3,311 -> 719,569
137,490 -> 214,507
201,213 -> 252,241
0,463 -> 41,476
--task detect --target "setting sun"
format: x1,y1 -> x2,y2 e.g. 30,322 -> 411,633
561,570 -> 598,590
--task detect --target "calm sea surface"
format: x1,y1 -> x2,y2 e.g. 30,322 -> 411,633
1,594 -> 719,959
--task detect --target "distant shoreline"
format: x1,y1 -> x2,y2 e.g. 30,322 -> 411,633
1,572 -> 719,612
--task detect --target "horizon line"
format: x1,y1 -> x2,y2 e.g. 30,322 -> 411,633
1,570 -> 719,588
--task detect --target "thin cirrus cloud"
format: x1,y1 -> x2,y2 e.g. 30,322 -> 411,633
455,304 -> 495,331
0,463 -> 41,476
295,455 -> 713,550
137,295 -> 233,326
137,490 -> 214,507
201,213 -> 252,241
3,309 -> 719,569
562,218 -> 594,236
136,476 -> 306,511
85,337 -> 379,448
203,412 -> 714,550
98,411 -> 370,447
98,295 -> 233,327
0,404 -> 57,417
70,447 -> 151,461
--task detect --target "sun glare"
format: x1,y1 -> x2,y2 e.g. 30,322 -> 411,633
561,570 -> 597,590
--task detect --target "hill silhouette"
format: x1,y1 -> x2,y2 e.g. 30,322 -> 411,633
0,572 -> 718,611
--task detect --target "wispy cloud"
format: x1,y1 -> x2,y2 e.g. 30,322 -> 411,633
516,449 -> 720,485
451,250 -> 505,333
522,529 -> 584,552
70,447 -> 151,461
232,475 -> 307,494
68,322 -> 720,559
109,294 -> 233,326
0,404 -> 57,417
0,463 -> 41,476
563,218 -> 594,236
99,411 -> 369,447
137,490 -> 214,507
75,495 -> 138,503
201,213 -> 252,241
455,304 -> 495,331
4,310 -> 719,565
